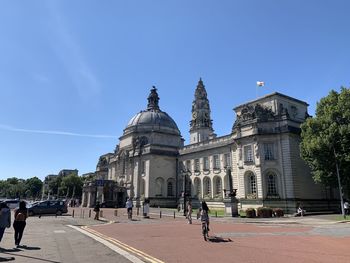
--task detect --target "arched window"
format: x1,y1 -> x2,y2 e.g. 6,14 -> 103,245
213,176 -> 222,196
267,172 -> 278,196
245,171 -> 257,199
249,174 -> 257,194
203,177 -> 211,197
167,179 -> 175,197
194,178 -> 201,198
155,177 -> 164,196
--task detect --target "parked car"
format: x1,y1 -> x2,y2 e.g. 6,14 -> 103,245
28,200 -> 68,216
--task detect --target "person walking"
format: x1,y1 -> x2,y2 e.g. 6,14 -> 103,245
344,200 -> 349,215
0,202 -> 11,247
94,202 -> 100,220
186,200 -> 193,224
13,201 -> 28,247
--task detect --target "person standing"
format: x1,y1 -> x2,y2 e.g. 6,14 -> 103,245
13,201 -> 28,247
187,200 -> 193,224
0,202 -> 11,246
94,202 -> 100,220
200,201 -> 210,231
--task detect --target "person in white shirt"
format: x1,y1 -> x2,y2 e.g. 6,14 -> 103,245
344,200 -> 349,215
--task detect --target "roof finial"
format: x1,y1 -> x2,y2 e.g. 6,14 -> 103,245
147,86 -> 160,111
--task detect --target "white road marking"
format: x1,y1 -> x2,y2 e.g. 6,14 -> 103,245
53,230 -> 66,233
67,225 -> 145,263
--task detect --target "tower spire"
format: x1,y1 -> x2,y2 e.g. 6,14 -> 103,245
190,78 -> 215,144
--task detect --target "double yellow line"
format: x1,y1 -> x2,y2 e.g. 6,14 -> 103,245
82,226 -> 164,263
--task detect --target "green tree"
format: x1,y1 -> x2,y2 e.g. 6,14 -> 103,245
25,177 -> 43,199
61,173 -> 83,198
300,87 -> 350,197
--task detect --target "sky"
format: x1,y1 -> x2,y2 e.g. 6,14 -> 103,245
0,1 -> 349,181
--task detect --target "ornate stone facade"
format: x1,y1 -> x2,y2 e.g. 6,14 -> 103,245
82,80 -> 338,213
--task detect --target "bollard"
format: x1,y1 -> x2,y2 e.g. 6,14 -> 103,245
160,210 -> 162,218
114,209 -> 118,217
215,211 -> 218,218
89,209 -> 91,218
72,209 -> 75,218
137,207 -> 139,216
100,210 -> 103,218
174,211 -> 175,219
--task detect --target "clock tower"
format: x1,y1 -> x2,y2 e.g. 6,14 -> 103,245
189,78 -> 216,144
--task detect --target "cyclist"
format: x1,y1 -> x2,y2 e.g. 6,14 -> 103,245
200,201 -> 210,231
126,198 -> 133,219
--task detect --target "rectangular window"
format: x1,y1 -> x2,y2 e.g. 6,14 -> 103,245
224,153 -> 231,168
186,160 -> 191,171
264,143 -> 275,160
203,157 -> 209,170
194,159 -> 200,172
213,155 -> 220,169
244,145 -> 253,162
141,161 -> 146,174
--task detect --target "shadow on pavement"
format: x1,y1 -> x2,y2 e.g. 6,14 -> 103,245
17,245 -> 41,250
208,236 -> 233,243
1,252 -> 59,263
0,257 -> 15,262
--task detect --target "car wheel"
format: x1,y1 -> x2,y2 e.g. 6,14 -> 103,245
56,210 -> 62,216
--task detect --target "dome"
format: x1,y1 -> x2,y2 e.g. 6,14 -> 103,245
123,87 -> 181,136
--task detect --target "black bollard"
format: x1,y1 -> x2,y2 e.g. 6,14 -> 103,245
160,210 -> 162,218
72,209 -> 75,218
137,207 -> 139,216
215,211 -> 218,217
89,209 -> 91,218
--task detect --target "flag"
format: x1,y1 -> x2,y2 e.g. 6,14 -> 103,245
256,81 -> 265,87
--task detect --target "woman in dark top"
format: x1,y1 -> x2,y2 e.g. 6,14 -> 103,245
13,201 -> 28,247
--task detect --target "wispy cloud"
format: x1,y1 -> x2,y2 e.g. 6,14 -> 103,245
46,2 -> 100,100
0,124 -> 117,139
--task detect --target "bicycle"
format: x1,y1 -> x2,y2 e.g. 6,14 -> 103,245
127,208 -> 132,220
201,220 -> 209,241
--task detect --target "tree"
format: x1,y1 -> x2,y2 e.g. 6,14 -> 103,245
300,87 -> 350,198
25,177 -> 43,200
61,173 -> 83,198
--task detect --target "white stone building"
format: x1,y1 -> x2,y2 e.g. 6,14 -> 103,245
82,80 -> 338,213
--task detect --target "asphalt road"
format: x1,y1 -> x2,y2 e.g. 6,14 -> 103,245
0,214 -> 132,263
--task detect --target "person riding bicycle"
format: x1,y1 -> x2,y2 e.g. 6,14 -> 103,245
199,201 -> 210,231
126,198 -> 133,219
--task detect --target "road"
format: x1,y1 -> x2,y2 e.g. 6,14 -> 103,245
0,214 -> 132,263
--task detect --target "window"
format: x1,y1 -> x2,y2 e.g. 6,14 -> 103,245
203,157 -> 210,170
141,161 -> 146,174
264,143 -> 275,160
203,177 -> 211,197
214,177 -> 222,196
122,158 -> 126,174
248,173 -> 257,195
155,177 -> 164,196
186,160 -> 191,171
224,153 -> 231,168
213,155 -> 220,169
267,173 -> 277,196
244,145 -> 253,162
167,181 -> 173,197
194,159 -> 200,172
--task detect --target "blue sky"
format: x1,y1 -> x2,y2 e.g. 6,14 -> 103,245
0,1 -> 349,180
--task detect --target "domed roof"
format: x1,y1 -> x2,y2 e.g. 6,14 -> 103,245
123,87 -> 181,136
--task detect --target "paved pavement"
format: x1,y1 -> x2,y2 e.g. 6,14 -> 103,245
68,207 -> 350,263
2,207 -> 347,262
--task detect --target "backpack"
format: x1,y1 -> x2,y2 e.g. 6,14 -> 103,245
15,212 -> 26,221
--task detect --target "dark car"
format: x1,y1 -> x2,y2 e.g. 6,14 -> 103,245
101,200 -> 118,208
28,200 -> 68,216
